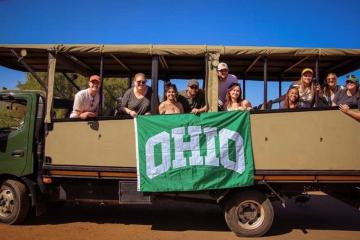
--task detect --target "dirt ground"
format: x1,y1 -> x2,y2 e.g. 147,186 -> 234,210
0,192 -> 359,240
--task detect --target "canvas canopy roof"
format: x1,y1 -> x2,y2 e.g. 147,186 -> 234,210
1,44 -> 360,81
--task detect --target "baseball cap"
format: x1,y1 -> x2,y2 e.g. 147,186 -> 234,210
301,68 -> 313,75
345,74 -> 359,84
89,75 -> 101,82
217,62 -> 229,71
188,79 -> 199,87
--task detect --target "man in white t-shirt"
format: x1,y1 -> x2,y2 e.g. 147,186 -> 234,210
70,75 -> 101,119
217,62 -> 238,107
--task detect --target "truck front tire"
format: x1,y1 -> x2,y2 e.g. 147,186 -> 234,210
0,179 -> 30,224
224,190 -> 274,237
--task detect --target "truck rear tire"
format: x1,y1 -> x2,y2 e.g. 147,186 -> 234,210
224,190 -> 274,237
0,180 -> 30,224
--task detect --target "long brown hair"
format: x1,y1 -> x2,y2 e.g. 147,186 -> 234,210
163,83 -> 178,101
224,83 -> 243,108
324,73 -> 340,99
283,86 -> 299,109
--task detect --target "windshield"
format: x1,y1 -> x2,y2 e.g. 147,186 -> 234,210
0,99 -> 27,131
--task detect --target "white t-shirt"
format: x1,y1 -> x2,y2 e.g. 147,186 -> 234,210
70,89 -> 100,118
218,74 -> 238,104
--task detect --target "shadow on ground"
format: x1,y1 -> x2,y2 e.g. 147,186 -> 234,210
25,194 -> 360,236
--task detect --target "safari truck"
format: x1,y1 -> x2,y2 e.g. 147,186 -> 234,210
0,44 -> 359,237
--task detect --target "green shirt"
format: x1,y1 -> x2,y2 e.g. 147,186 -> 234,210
178,89 -> 206,113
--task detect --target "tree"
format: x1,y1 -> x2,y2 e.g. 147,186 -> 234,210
17,73 -> 129,117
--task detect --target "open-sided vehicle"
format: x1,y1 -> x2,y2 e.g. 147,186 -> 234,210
0,44 -> 359,237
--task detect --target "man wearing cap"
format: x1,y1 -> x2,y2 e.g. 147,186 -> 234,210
217,62 -> 238,108
332,74 -> 359,106
178,79 -> 207,114
337,75 -> 360,121
70,75 -> 101,119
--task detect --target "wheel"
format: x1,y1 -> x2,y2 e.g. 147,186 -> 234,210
223,190 -> 274,237
0,180 -> 30,224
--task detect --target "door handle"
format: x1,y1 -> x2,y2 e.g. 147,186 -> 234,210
11,149 -> 24,157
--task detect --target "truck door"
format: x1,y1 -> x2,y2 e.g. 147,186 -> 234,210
0,94 -> 33,176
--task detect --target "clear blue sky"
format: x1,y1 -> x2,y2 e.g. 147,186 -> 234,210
1,0 -> 360,105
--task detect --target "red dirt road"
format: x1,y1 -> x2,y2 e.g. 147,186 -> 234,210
1,192 -> 359,240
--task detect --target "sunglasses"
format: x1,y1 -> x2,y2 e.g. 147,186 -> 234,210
136,81 -> 146,85
189,85 -> 198,89
90,98 -> 95,108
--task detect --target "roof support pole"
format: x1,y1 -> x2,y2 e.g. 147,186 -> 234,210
242,77 -> 246,99
151,55 -> 159,114
99,53 -> 104,114
10,49 -> 48,91
206,52 -> 220,112
279,76 -> 282,109
45,51 -> 57,123
314,56 -> 319,107
263,56 -> 268,110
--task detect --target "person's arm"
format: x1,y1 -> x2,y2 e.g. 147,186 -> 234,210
191,90 -> 208,114
339,104 -> 360,121
158,102 -> 166,114
243,100 -> 253,110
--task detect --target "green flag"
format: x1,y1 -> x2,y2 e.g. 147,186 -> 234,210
135,111 -> 254,192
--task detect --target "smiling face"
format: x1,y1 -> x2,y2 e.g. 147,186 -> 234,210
217,69 -> 229,81
88,79 -> 100,95
229,85 -> 241,101
288,88 -> 299,103
134,74 -> 147,91
326,73 -> 337,88
301,72 -> 313,86
346,81 -> 357,92
187,84 -> 199,97
166,87 -> 177,101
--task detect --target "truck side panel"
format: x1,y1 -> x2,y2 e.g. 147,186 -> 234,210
45,110 -> 360,171
45,119 -> 136,167
251,109 -> 360,170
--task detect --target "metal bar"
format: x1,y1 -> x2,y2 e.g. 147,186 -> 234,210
159,55 -> 169,70
245,55 -> 261,74
260,180 -> 286,208
110,54 -> 131,73
314,56 -> 319,107
99,54 -> 104,114
61,52 -> 93,71
56,54 -> 91,76
242,77 -> 246,99
327,58 -> 357,72
62,72 -> 80,91
151,55 -> 159,114
263,56 -> 268,110
279,77 -> 282,109
127,75 -> 132,89
281,56 -> 311,74
10,49 -> 48,91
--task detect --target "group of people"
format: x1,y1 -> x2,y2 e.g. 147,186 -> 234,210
69,62 -> 360,122
280,68 -> 360,121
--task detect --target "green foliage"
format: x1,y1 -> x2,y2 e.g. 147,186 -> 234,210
16,73 -> 129,117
